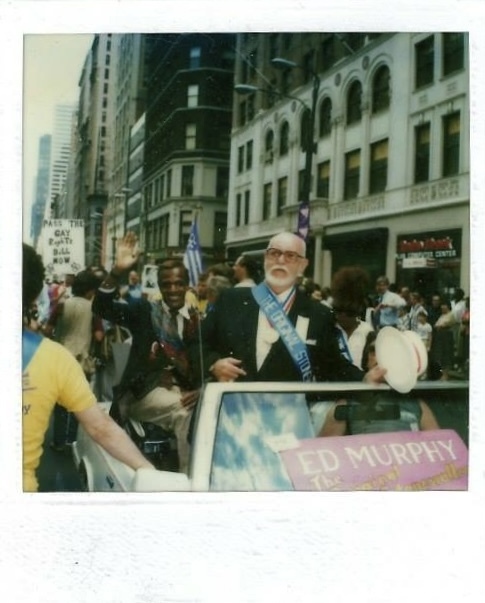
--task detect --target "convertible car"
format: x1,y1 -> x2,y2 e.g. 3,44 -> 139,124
72,380 -> 469,492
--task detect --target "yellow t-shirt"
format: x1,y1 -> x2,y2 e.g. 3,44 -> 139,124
22,337 -> 96,492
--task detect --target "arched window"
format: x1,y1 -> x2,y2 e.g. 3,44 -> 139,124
300,108 -> 311,152
264,129 -> 274,163
347,80 -> 362,125
319,97 -> 332,137
280,121 -> 289,156
372,65 -> 391,113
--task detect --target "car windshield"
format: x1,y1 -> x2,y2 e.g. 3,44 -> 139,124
208,384 -> 469,492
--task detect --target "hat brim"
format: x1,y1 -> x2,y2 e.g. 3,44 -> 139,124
375,327 -> 418,393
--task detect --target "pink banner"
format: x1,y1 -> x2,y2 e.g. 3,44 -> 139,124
279,430 -> 468,491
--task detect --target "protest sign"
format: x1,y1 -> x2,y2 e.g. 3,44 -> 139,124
40,219 -> 85,276
279,429 -> 468,491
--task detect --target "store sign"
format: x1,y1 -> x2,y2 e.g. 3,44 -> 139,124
396,229 -> 461,263
41,219 -> 85,275
279,430 -> 468,491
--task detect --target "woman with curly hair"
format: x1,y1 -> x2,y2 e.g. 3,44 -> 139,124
331,266 -> 374,370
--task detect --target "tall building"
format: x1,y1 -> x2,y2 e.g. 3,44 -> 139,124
229,33 -> 469,299
142,33 -> 235,264
126,112 -> 145,246
49,104 -> 76,217
30,134 -> 51,248
108,34 -> 152,268
74,34 -> 117,267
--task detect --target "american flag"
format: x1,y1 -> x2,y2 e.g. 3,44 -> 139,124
297,201 -> 310,241
183,219 -> 203,287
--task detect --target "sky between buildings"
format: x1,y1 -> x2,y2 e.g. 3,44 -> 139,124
23,34 -> 93,241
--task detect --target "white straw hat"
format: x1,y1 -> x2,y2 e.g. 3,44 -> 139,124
375,327 -> 425,393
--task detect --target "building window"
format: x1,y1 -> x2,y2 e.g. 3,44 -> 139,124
277,177 -> 288,215
317,161 -> 330,198
189,47 -> 201,69
247,94 -> 255,121
160,214 -> 169,248
185,123 -> 196,150
281,69 -> 292,96
369,139 -> 388,194
319,97 -> 332,137
443,33 -> 464,76
146,183 -> 153,209
237,146 -> 244,173
104,68 -> 109,79
244,191 -> 250,224
415,35 -> 434,88
300,108 -> 312,152
216,166 -> 229,199
179,210 -> 192,247
442,112 -> 460,177
280,121 -> 289,156
298,169 -> 306,201
166,169 -> 172,198
344,149 -> 360,200
321,36 -> 337,71
103,83 -> 108,94
181,165 -> 194,196
154,178 -> 160,204
372,65 -> 391,113
187,84 -> 199,107
246,140 -> 253,170
346,81 -> 362,125
236,193 -> 242,227
239,100 -> 247,127
263,182 -> 272,221
269,34 -> 279,62
265,129 -> 274,156
414,123 -> 431,183
214,212 -> 227,248
302,50 -> 315,84
160,174 -> 165,200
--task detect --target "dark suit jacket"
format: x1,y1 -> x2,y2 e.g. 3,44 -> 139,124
93,290 -> 202,396
202,287 -> 364,382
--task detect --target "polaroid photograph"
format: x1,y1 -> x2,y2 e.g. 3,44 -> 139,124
3,1 -> 484,601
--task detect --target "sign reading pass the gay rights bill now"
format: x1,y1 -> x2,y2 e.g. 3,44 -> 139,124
279,430 -> 468,491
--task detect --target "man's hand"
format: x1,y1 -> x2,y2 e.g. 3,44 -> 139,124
181,390 -> 200,410
210,357 -> 247,382
363,365 -> 387,385
113,232 -> 140,273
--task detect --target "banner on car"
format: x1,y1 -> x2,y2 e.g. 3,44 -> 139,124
279,429 -> 468,491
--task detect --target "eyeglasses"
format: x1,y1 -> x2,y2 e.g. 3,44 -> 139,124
265,248 -> 305,263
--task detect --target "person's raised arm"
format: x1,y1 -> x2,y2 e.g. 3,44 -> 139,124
99,231 -> 141,290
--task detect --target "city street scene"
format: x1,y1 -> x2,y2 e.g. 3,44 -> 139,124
22,32 -> 470,494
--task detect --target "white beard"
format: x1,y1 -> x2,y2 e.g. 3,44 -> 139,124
265,269 -> 295,291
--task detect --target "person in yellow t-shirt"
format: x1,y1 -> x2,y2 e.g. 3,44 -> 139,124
22,244 -> 155,492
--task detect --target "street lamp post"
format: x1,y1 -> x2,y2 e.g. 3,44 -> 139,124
271,57 -> 320,217
235,57 -> 320,237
